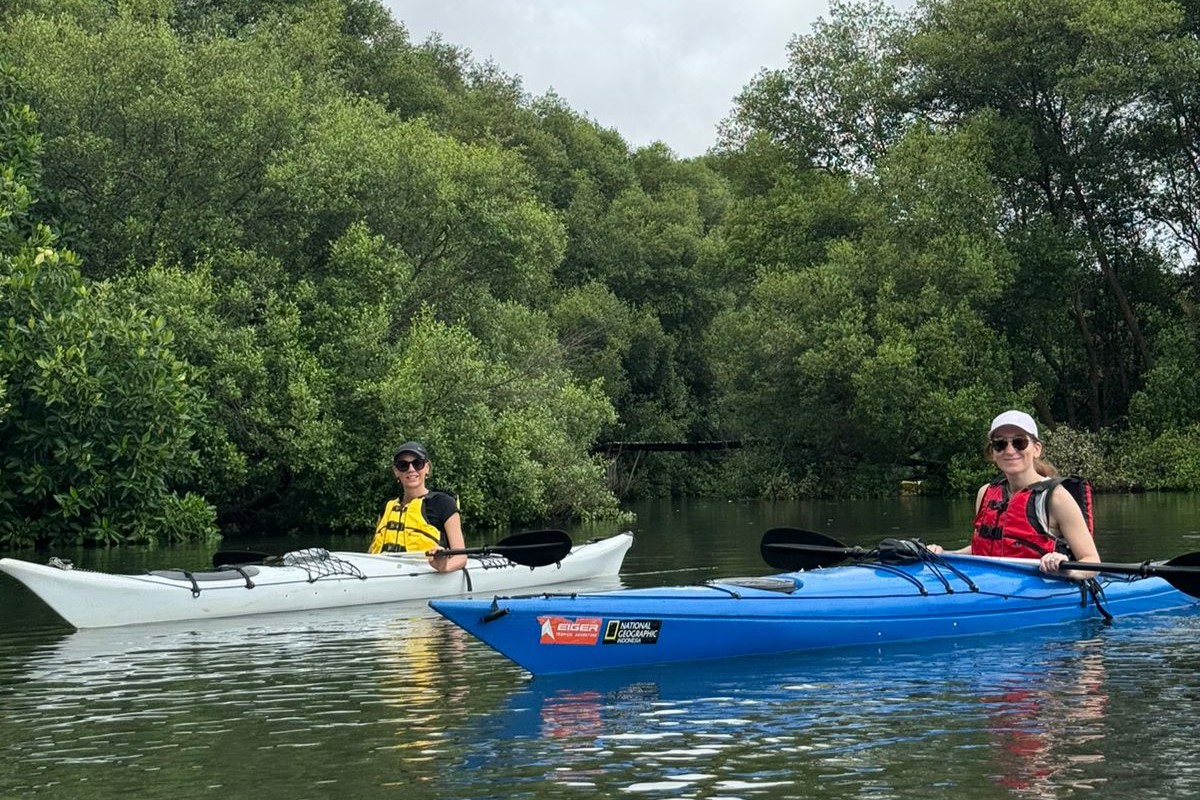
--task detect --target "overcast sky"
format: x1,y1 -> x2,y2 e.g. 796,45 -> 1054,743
384,1 -> 915,159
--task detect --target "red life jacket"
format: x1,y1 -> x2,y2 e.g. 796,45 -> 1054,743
971,475 -> 1094,559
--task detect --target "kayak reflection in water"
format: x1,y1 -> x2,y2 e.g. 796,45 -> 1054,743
927,410 -> 1100,579
982,648 -> 1109,798
368,441 -> 468,573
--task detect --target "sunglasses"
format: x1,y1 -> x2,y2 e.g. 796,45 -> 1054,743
990,437 -> 1032,453
394,457 -> 427,472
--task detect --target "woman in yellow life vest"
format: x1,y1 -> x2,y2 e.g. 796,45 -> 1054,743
369,441 -> 467,573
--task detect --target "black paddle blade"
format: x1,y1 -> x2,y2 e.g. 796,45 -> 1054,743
1164,551 -> 1200,568
212,550 -> 273,568
760,528 -> 863,571
487,529 -> 573,567
1158,551 -> 1200,599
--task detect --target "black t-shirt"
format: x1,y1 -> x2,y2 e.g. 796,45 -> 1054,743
419,490 -> 460,536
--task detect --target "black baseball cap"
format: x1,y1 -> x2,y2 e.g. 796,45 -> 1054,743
393,441 -> 429,463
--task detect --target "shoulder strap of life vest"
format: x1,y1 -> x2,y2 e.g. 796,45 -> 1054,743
1030,476 -> 1094,536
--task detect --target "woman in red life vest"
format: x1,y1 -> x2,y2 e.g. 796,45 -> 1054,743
929,410 -> 1099,578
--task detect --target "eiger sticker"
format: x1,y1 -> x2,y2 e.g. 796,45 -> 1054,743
538,616 -> 601,645
602,619 -> 661,645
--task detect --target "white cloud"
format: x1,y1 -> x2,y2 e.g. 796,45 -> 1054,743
384,1 -> 844,158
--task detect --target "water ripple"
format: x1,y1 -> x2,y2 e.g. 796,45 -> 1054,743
3,583 -> 1200,798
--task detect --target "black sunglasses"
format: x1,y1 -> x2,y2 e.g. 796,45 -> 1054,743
990,437 -> 1031,453
394,457 -> 427,472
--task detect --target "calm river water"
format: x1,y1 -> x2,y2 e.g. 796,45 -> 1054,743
3,494 -> 1200,799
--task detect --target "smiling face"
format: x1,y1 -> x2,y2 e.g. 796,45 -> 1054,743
988,424 -> 1042,479
392,452 -> 430,495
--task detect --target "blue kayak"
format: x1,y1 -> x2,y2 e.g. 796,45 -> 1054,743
430,553 -> 1200,675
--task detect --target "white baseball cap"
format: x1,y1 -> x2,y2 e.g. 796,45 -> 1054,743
988,410 -> 1039,439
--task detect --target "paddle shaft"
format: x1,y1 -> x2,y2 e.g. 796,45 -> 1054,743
1062,559 -> 1188,579
764,543 -> 867,557
440,542 -> 563,556
213,529 -> 572,569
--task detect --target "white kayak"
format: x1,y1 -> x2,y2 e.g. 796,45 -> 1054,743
0,532 -> 633,629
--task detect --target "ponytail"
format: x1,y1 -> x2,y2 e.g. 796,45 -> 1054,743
1034,457 -> 1059,477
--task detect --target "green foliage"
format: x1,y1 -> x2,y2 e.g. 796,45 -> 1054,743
1121,425 -> 1200,492
708,261 -> 872,473
111,244 -> 625,534
0,3 -> 632,536
0,96 -> 39,242
110,258 -> 352,534
1128,309 -> 1200,435
552,283 -> 692,442
372,311 -> 621,526
9,0 -> 1200,544
0,63 -> 215,547
944,451 -> 993,497
0,258 -> 219,548
708,124 -> 1015,495
268,101 -> 566,313
715,168 -> 863,290
907,0 -> 1188,425
723,0 -> 912,172
631,143 -> 731,231
1039,425 -> 1118,488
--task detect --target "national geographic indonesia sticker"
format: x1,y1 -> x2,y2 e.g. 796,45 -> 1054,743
602,619 -> 661,645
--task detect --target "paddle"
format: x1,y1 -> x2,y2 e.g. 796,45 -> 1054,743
759,527 -> 871,572
758,527 -> 1200,599
436,529 -> 573,568
212,529 -> 573,569
1057,551 -> 1200,598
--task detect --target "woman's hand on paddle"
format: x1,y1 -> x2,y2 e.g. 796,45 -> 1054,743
427,513 -> 468,573
1039,552 -> 1069,574
926,544 -> 945,555
1040,551 -> 1098,580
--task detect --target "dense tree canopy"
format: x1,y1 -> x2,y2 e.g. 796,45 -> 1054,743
4,0 -> 1200,546
718,0 -> 1200,494
0,66 -> 214,545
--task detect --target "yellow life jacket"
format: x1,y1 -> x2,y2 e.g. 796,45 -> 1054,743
369,496 -> 446,554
